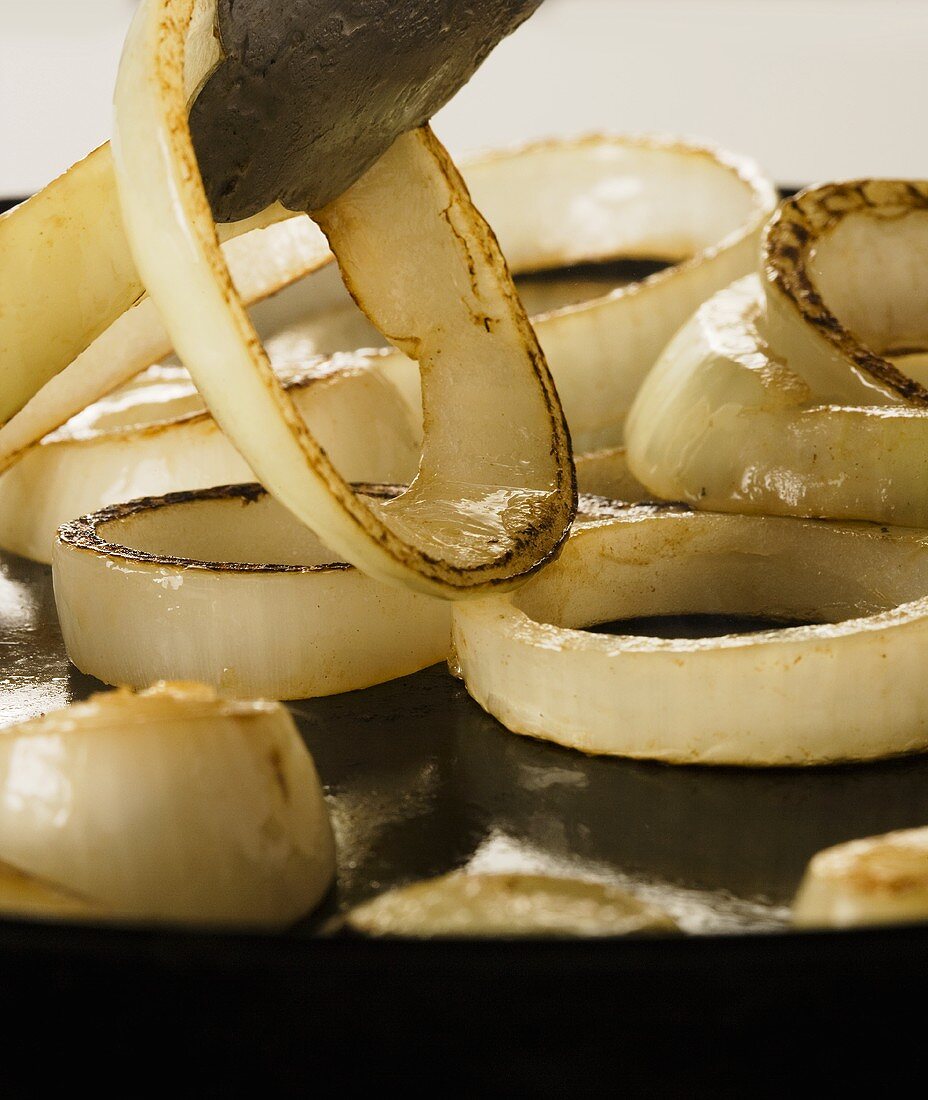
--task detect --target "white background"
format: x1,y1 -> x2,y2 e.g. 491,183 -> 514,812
1,0 -> 926,196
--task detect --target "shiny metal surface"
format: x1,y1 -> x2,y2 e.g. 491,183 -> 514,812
6,547 -> 928,936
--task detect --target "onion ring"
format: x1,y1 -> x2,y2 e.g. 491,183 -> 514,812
0,146 -> 145,430
627,181 -> 928,525
1,356 -> 419,564
53,485 -> 450,699
140,133 -> 775,461
111,0 -> 574,598
0,215 -> 331,477
0,682 -> 335,927
0,352 -> 657,565
452,499 -> 928,766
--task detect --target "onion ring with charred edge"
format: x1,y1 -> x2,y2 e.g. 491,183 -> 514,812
452,499 -> 928,766
626,181 -> 928,525
234,133 -> 775,463
54,490 -> 638,699
1,356 -> 420,564
258,133 -> 775,494
111,0 -> 574,599
53,485 -> 451,699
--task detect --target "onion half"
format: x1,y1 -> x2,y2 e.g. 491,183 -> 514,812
0,682 -> 335,927
794,827 -> 928,929
111,0 -> 574,599
453,499 -> 928,766
53,485 -> 450,699
627,181 -> 928,525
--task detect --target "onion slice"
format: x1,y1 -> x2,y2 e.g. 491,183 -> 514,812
111,0 -> 574,598
453,499 -> 928,766
53,485 -> 450,699
332,872 -> 678,938
2,355 -> 419,564
0,146 -> 142,429
0,682 -> 335,927
627,181 -> 928,524
794,827 -> 928,929
0,142 -> 313,464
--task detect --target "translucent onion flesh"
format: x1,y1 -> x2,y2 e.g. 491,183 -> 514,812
452,499 -> 928,766
334,872 -> 678,939
0,143 -> 311,467
627,181 -> 928,525
0,682 -> 335,927
0,146 -> 142,429
53,486 -> 451,699
794,827 -> 928,929
111,0 -> 574,599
